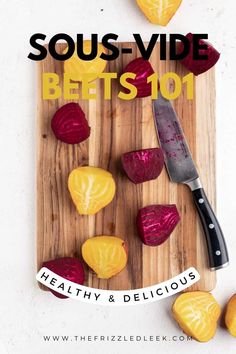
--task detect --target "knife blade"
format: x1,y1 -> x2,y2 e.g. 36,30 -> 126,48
153,93 -> 229,271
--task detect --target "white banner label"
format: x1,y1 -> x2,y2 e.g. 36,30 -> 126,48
36,267 -> 200,306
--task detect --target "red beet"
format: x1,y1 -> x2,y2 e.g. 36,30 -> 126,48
137,205 -> 180,246
43,257 -> 85,299
122,57 -> 155,97
179,33 -> 220,76
51,102 -> 90,144
121,148 -> 164,184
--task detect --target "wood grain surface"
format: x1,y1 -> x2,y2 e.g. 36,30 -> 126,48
36,43 -> 216,291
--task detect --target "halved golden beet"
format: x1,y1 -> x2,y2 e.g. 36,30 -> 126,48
64,41 -> 107,82
172,291 -> 221,342
136,0 -> 182,26
68,166 -> 116,215
82,236 -> 128,279
225,294 -> 236,337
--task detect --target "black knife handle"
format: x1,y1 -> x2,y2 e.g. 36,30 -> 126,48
192,187 -> 229,270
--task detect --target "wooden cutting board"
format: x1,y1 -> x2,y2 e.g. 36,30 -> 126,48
36,43 -> 216,291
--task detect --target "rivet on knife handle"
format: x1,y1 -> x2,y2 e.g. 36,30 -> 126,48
186,179 -> 229,270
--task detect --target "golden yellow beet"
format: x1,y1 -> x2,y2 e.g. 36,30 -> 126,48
172,291 -> 221,342
82,236 -> 128,279
136,0 -> 182,26
225,294 -> 236,337
63,40 -> 107,82
68,166 -> 116,215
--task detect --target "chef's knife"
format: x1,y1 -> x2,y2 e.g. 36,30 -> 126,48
153,93 -> 229,270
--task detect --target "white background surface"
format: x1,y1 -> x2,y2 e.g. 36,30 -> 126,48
0,0 -> 236,353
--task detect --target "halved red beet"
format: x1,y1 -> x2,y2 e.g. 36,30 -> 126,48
137,205 -> 180,246
43,257 -> 85,299
121,148 -> 164,184
51,102 -> 90,144
179,33 -> 220,76
122,57 -> 155,97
